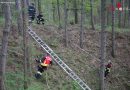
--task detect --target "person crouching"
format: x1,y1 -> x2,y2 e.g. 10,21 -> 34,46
35,53 -> 52,79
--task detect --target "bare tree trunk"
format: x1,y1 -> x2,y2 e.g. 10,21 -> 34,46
100,0 -> 106,90
128,0 -> 130,27
34,0 -> 38,15
0,3 -> 11,90
57,0 -> 61,28
38,0 -> 42,14
111,0 -> 115,58
118,0 -> 121,28
15,0 -> 23,35
106,9 -> 109,25
21,0 -> 28,89
64,0 -> 68,47
73,0 -> 78,24
123,1 -> 127,28
80,0 -> 84,48
90,0 -> 95,30
26,0 -> 30,6
52,2 -> 56,22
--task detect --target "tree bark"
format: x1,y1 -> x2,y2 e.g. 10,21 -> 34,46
100,0 -> 106,90
52,2 -> 56,22
80,0 -> 84,48
64,0 -> 68,47
38,0 -> 42,14
123,0 -> 127,28
128,0 -> 130,27
0,2 -> 11,90
21,0 -> 28,89
118,0 -> 121,28
73,0 -> 78,24
90,0 -> 95,30
15,0 -> 23,35
26,0 -> 30,6
111,0 -> 115,58
57,0 -> 61,28
106,9 -> 109,25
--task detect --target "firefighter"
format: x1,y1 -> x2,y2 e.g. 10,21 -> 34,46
35,53 -> 52,79
36,14 -> 45,25
28,3 -> 36,23
104,60 -> 112,78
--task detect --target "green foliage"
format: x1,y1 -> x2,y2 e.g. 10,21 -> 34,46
85,1 -> 91,12
0,16 -> 4,26
27,82 -> 44,90
72,81 -> 81,90
5,72 -> 24,90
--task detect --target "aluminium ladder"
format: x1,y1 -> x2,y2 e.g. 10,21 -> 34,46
27,27 -> 91,90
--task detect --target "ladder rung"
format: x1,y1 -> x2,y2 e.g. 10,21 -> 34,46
79,82 -> 83,85
48,50 -> 52,53
76,79 -> 80,82
73,76 -> 77,79
35,36 -> 39,39
82,85 -> 87,88
39,42 -> 44,45
58,61 -> 63,64
37,39 -> 42,42
70,72 -> 74,76
28,29 -> 31,31
62,64 -> 65,67
30,32 -> 33,34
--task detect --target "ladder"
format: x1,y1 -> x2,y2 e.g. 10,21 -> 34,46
27,27 -> 91,90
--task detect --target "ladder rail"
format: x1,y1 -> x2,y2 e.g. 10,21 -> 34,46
27,27 -> 91,90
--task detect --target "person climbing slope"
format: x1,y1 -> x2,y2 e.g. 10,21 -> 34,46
35,53 -> 52,79
104,60 -> 112,78
28,3 -> 36,23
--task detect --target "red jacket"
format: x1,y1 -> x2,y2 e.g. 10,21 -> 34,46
41,56 -> 52,66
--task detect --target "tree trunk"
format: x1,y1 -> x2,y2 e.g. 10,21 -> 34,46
57,0 -> 61,28
15,0 -> 23,35
34,0 -> 38,14
128,0 -> 130,27
26,0 -> 30,6
52,2 -> 56,22
38,0 -> 42,14
80,0 -> 84,48
64,0 -> 68,47
21,0 -> 28,89
90,0 -> 95,30
118,0 -> 121,28
111,0 -> 115,58
123,0 -> 127,28
100,0 -> 106,90
0,3 -> 11,90
106,9 -> 109,25
73,0 -> 78,24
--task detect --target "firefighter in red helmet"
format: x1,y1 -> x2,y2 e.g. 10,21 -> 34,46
104,60 -> 112,78
35,53 -> 52,79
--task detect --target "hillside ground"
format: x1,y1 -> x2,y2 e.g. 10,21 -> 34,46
0,24 -> 130,90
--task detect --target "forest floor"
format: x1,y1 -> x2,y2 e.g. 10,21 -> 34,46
0,24 -> 130,90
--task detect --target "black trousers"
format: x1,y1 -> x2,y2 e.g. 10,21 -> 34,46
104,70 -> 109,77
37,65 -> 47,73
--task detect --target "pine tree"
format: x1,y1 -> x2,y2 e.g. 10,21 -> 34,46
0,2 -> 11,90
100,0 -> 106,90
